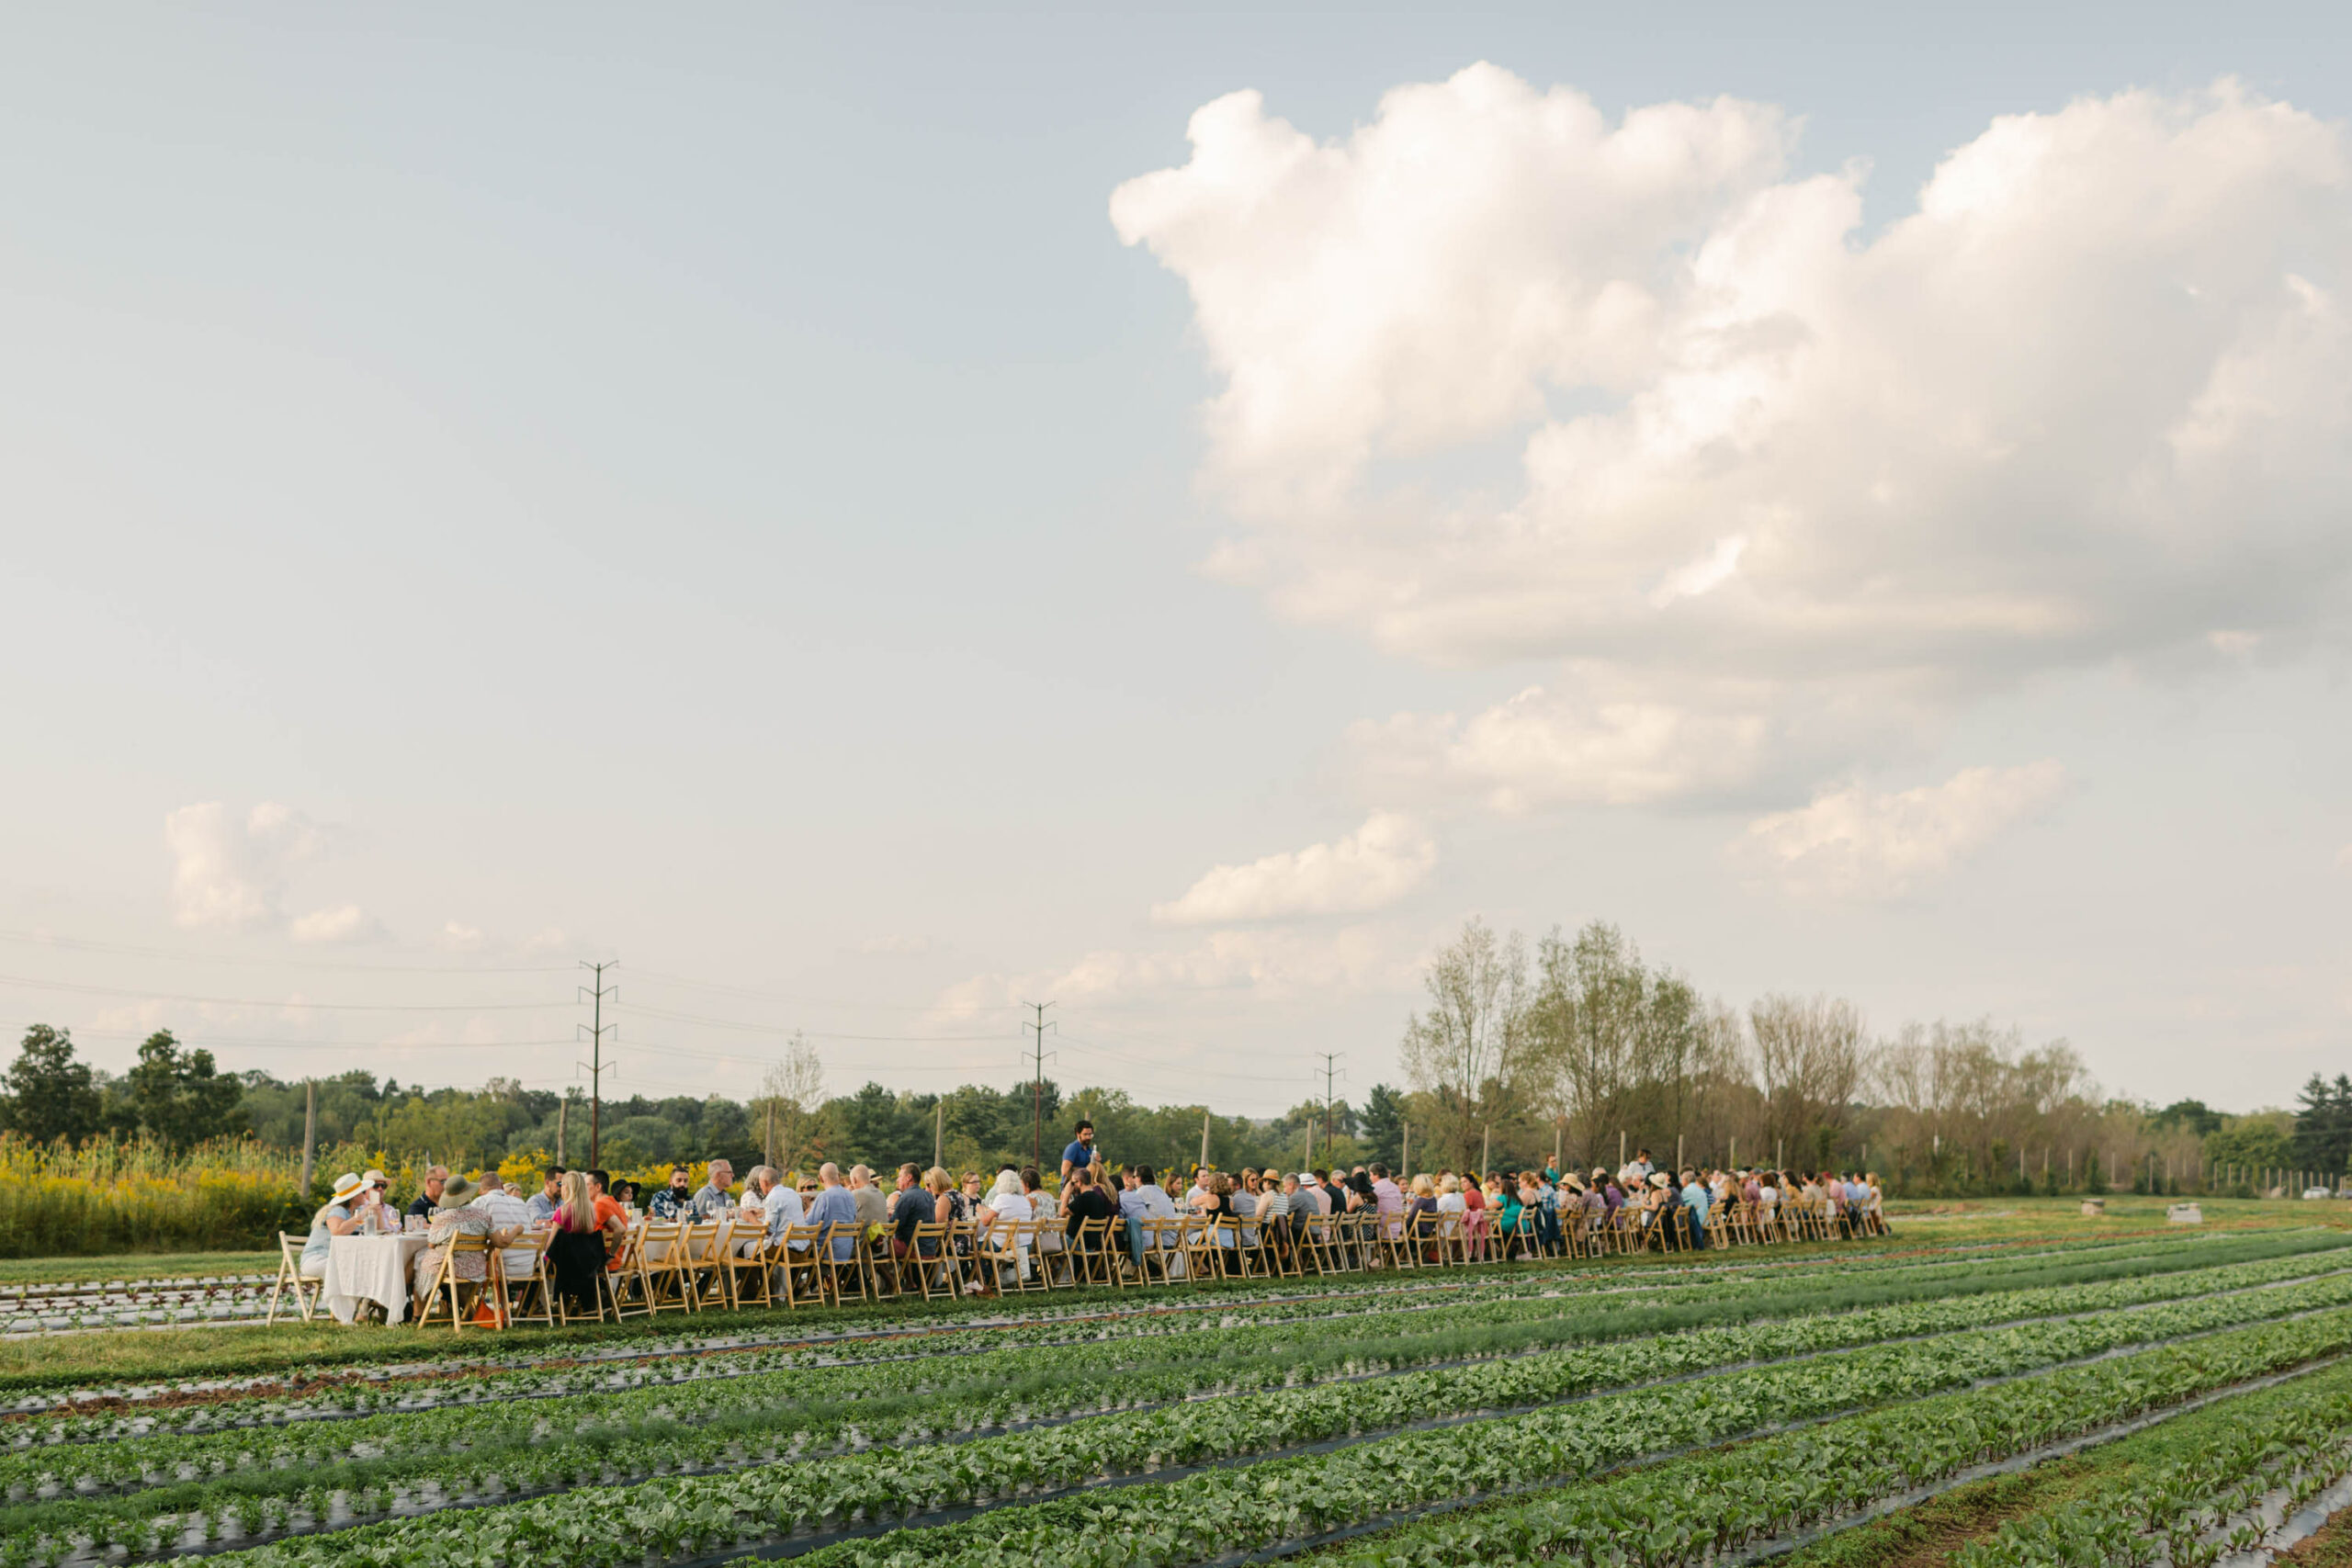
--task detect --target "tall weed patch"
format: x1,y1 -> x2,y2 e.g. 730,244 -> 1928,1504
0,1135 -> 366,1258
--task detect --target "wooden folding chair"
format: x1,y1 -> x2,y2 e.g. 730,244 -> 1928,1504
973,1217 -> 1026,1293
899,1220 -> 952,1301
859,1226 -> 900,1301
414,1233 -> 494,1330
1128,1216 -> 1172,1283
1420,1213 -> 1458,1269
1025,1216 -> 1071,1290
498,1230 -> 556,1328
817,1223 -> 870,1305
267,1234 -> 321,1325
1181,1213 -> 1224,1282
722,1220 -> 775,1311
1062,1216 -> 1115,1287
669,1221 -> 722,1312
639,1222 -> 696,1315
777,1222 -> 826,1308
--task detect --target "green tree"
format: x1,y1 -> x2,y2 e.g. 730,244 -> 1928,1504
1358,1083 -> 1405,1170
2150,1099 -> 2222,1137
2205,1112 -> 2294,1182
119,1031 -> 244,1149
2290,1074 -> 2352,1176
0,1024 -> 104,1145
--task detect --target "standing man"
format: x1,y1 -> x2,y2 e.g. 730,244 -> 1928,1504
407,1166 -> 449,1221
688,1160 -> 735,1222
527,1168 -> 565,1224
1060,1120 -> 1098,1187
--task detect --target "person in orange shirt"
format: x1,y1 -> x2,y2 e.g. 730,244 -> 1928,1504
587,1168 -> 629,1269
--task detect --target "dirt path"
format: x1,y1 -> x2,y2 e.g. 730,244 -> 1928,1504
1770,1459 -> 2096,1568
2277,1504 -> 2352,1568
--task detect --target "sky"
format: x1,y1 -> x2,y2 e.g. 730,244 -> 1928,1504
1,3 -> 2347,1121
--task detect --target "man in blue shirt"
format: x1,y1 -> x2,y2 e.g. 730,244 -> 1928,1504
808,1162 -> 859,1260
1679,1168 -> 1710,1250
1059,1120 -> 1097,1187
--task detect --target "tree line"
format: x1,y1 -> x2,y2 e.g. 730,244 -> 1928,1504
1395,917 -> 2352,1194
0,1023 -> 1374,1180
4,937 -> 2345,1197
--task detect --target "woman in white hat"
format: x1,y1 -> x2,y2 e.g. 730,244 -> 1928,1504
300,1173 -> 368,1279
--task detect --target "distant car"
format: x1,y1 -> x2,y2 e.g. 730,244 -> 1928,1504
2304,1187 -> 2334,1201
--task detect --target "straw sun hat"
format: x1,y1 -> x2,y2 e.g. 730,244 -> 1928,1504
330,1172 -> 366,1204
435,1175 -> 482,1210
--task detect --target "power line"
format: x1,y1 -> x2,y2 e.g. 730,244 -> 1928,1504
0,927 -> 577,975
0,972 -> 560,1010
617,998 -> 1012,1041
52,1029 -> 581,1052
621,967 -> 1023,1013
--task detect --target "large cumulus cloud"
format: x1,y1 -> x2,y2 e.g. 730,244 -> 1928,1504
1114,68 -> 2352,809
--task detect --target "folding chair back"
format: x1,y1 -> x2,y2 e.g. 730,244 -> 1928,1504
902,1220 -> 953,1301
501,1229 -> 557,1328
722,1220 -> 774,1310
777,1222 -> 827,1308
268,1233 -> 320,1325
1181,1212 -> 1224,1282
817,1222 -> 870,1305
1434,1212 -> 1467,1266
415,1232 -> 493,1330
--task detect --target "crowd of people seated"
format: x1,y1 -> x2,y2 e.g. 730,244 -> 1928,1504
285,1123 -> 1890,1326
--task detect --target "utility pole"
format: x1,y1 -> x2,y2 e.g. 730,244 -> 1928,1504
557,1096 -> 568,1166
579,961 -> 618,1168
1480,1124 -> 1491,1180
934,1100 -> 944,1170
1023,1000 -> 1057,1169
299,1080 -> 316,1199
1315,1052 -> 1344,1168
1200,1108 -> 1210,1172
1401,1122 -> 1410,1180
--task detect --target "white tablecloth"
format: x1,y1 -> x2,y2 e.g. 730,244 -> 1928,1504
323,1234 -> 429,1324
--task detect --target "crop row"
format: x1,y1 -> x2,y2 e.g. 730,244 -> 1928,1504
28,1229 -> 2335,1446
15,1240 -> 2349,1508
175,1302 -> 2352,1568
30,1282 -> 2352,1568
1948,1361 -> 2352,1568
1261,1320 -> 2352,1568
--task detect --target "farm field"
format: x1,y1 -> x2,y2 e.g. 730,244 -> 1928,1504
3,1213 -> 2351,1568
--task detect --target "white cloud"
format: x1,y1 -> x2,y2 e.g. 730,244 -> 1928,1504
1116,71 -> 2352,792
1152,811 -> 1436,925
164,801 -> 324,930
1736,761 -> 2068,900
1351,682 -> 1770,811
288,904 -> 382,944
440,921 -> 486,951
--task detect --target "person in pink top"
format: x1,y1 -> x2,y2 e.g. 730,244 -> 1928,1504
1461,1171 -> 1487,1259
1369,1163 -> 1404,1247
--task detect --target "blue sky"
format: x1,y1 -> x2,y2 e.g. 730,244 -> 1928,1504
2,4 -> 2346,1117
